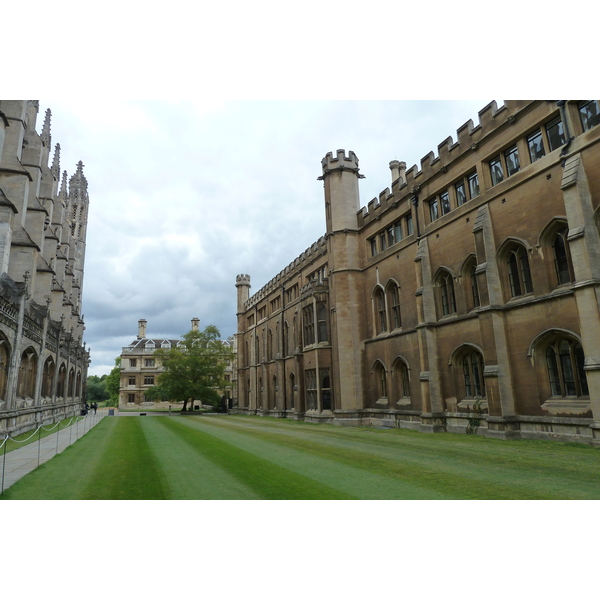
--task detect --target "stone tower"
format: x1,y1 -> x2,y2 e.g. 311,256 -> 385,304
319,150 -> 365,416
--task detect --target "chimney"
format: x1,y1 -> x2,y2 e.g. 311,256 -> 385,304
389,160 -> 406,185
191,318 -> 200,332
138,319 -> 147,339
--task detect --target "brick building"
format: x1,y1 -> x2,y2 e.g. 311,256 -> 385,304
235,100 -> 600,444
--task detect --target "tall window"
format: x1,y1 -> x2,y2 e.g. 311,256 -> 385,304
317,302 -> 328,342
321,369 -> 332,410
552,229 -> 572,285
440,190 -> 451,215
507,245 -> 533,297
289,373 -> 295,409
283,321 -> 289,357
394,359 -> 410,399
305,369 -> 317,410
374,288 -> 387,333
467,171 -> 480,198
374,361 -> 387,399
464,258 -> 481,310
579,100 -> 600,131
504,145 -> 520,176
406,214 -> 413,235
527,130 -> 545,162
455,181 -> 467,206
130,358 -> 137,367
429,197 -> 439,222
303,305 -> 315,346
489,155 -> 504,186
462,351 -> 485,398
438,271 -> 456,316
387,283 -> 401,329
545,339 -> 588,397
545,116 -> 566,151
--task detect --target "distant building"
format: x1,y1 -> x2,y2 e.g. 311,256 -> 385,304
235,100 -> 600,444
0,101 -> 90,436
118,318 -> 236,409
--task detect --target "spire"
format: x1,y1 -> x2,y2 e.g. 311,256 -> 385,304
59,170 -> 68,201
41,108 -> 52,147
68,161 -> 89,204
51,143 -> 61,179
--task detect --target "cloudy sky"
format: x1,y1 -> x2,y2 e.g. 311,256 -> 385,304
38,99 -> 495,375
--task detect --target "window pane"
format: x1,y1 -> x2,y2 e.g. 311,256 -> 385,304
490,156 -> 504,186
579,100 -> 600,132
470,266 -> 480,308
463,357 -> 472,397
574,344 -> 589,396
546,347 -> 561,396
553,233 -> 571,285
394,221 -> 403,242
370,238 -> 377,257
387,226 -> 395,247
546,117 -> 566,151
379,232 -> 386,251
456,181 -> 467,206
406,215 -> 413,235
429,198 -> 439,221
440,191 -> 451,215
508,252 -> 521,297
527,130 -> 545,162
559,340 -> 576,395
504,146 -> 520,176
519,248 -> 533,293
468,172 -> 479,198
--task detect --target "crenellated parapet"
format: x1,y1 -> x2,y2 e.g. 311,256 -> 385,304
357,100 -> 538,226
319,149 -> 362,179
235,274 -> 251,287
244,236 -> 327,309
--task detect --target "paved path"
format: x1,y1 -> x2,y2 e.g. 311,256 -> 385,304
1,409 -> 108,494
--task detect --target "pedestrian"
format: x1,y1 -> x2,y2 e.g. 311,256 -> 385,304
93,402 -> 97,414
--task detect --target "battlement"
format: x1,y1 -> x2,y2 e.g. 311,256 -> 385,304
236,274 -> 251,287
357,100 -> 537,227
244,236 -> 327,310
320,149 -> 360,176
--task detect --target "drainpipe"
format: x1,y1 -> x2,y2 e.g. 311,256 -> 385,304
411,186 -> 421,239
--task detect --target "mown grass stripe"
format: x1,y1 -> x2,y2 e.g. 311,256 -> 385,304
139,418 -> 261,499
171,417 -> 450,499
197,416 -> 600,499
156,417 -> 356,499
78,418 -> 169,499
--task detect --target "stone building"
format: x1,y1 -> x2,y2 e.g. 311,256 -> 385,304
118,319 -> 182,408
235,100 -> 600,444
0,100 -> 90,436
118,318 -> 235,409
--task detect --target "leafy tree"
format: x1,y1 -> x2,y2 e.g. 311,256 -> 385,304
104,357 -> 122,407
86,375 -> 110,404
147,326 -> 233,412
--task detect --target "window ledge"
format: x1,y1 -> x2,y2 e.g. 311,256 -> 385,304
457,398 -> 488,411
541,397 -> 591,415
396,397 -> 411,407
375,397 -> 389,405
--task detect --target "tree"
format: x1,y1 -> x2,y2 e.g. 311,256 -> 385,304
147,325 -> 234,412
104,357 -> 121,407
86,374 -> 110,404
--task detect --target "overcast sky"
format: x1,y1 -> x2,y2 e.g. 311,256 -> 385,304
37,99 -> 494,375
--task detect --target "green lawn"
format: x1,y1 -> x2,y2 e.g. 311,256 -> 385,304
3,415 -> 600,499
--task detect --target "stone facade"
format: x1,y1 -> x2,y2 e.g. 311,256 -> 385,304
118,318 -> 236,409
235,100 -> 600,444
0,101 -> 90,436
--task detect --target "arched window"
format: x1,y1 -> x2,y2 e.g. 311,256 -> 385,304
289,372 -> 295,409
272,375 -> 277,409
303,304 -> 315,346
552,228 -> 573,285
462,351 -> 485,398
462,257 -> 480,310
506,244 -> 533,297
267,329 -> 273,361
17,349 -> 37,398
283,321 -> 289,357
255,334 -> 261,364
321,369 -> 332,410
545,338 -> 588,397
0,337 -> 10,400
436,270 -> 456,316
41,356 -> 55,398
57,364 -> 66,398
373,361 -> 387,400
374,287 -> 387,333
393,358 -> 410,401
387,282 -> 401,329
